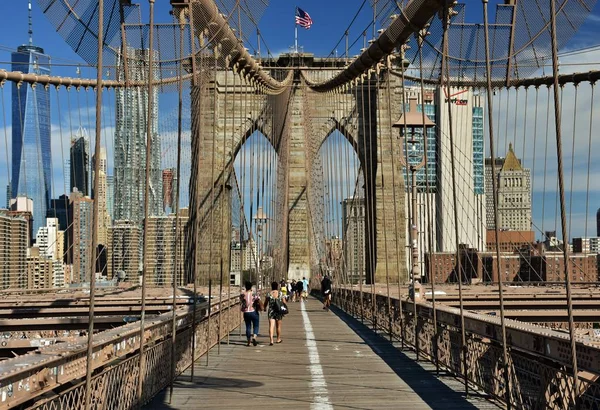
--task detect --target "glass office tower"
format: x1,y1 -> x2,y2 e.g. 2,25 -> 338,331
11,44 -> 51,235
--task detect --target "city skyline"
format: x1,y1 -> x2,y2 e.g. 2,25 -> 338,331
0,3 -> 599,240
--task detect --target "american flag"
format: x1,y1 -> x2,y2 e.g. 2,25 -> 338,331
295,7 -> 313,29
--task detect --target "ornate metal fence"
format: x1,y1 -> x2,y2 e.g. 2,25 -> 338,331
0,296 -> 241,410
333,289 -> 600,410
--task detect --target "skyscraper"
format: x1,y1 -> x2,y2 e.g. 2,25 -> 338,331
485,144 -> 532,231
108,220 -> 142,282
114,47 -> 162,224
162,168 -> 175,213
0,210 -> 29,289
67,191 -> 93,283
435,87 -> 486,252
145,211 -> 188,286
70,131 -> 89,196
35,217 -> 62,260
342,198 -> 365,284
11,41 -> 51,235
92,147 -> 110,246
106,175 -> 114,223
47,194 -> 70,231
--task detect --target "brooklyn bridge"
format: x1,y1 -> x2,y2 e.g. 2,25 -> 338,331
0,0 -> 599,409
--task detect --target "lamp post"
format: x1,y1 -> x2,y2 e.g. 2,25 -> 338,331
393,97 -> 435,300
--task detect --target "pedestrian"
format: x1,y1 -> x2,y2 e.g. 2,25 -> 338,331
302,276 -> 309,301
295,279 -> 303,301
280,279 -> 288,301
264,281 -> 286,345
288,279 -> 296,302
240,281 -> 262,346
321,275 -> 332,311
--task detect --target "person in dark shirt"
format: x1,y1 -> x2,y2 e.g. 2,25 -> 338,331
321,275 -> 332,311
295,279 -> 304,301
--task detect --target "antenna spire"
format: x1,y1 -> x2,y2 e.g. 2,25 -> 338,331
28,0 -> 33,46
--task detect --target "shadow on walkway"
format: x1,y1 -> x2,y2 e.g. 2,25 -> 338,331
329,305 -> 485,410
147,376 -> 263,409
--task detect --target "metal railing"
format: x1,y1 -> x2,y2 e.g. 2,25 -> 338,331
0,296 -> 241,409
333,289 -> 600,410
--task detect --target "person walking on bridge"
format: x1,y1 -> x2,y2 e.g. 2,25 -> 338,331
241,281 -> 262,346
264,281 -> 286,345
302,276 -> 309,301
321,275 -> 332,311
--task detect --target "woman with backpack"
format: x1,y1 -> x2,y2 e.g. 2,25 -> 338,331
241,281 -> 262,346
264,281 -> 287,345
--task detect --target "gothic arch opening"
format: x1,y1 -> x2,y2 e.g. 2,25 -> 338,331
231,130 -> 279,289
311,130 -> 365,285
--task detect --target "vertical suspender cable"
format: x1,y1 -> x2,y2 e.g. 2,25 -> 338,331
482,1 -> 511,407
84,0 -> 103,407
583,84 -> 595,272
549,0 -> 580,405
206,43 -> 220,365
531,86 -> 540,218
567,85 -> 578,239
1,87 -> 9,189
353,80 -> 365,324
324,92 -> 332,272
258,91 -> 265,288
230,66 -> 239,338
337,88 -> 350,305
249,88 -> 256,283
503,88 -> 510,155
375,65 -> 392,340
331,91 -> 339,288
398,50 -> 418,357
416,31 -> 439,374
239,69 -> 247,293
365,70 -> 377,328
441,6 -> 468,396
217,55 -> 230,356
343,84 -> 355,313
383,55 -> 401,340
334,90 -> 345,291
169,11 -> 186,404
189,4 -> 200,382
237,68 -> 244,338
541,88 -> 551,235
341,87 -> 352,309
554,87 -> 565,235
138,0 -> 155,402
521,87 -> 529,176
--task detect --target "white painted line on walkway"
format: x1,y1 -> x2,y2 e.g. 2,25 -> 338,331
301,301 -> 334,410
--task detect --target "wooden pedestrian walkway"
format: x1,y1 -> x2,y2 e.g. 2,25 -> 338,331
147,297 -> 500,409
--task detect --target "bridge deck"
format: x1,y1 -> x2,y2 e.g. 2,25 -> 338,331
147,297 -> 499,409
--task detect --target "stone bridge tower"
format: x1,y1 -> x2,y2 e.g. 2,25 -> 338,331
188,54 -> 408,285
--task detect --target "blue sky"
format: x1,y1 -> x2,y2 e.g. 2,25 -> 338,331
1,1 -> 600,240
1,1 -> 597,69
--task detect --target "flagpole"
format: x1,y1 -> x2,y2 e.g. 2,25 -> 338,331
295,23 -> 298,54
